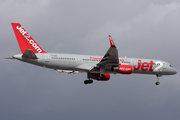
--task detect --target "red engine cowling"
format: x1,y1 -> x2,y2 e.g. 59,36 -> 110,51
113,65 -> 133,74
88,73 -> 110,81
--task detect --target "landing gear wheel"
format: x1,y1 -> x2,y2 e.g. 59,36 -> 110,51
84,80 -> 93,84
155,82 -> 160,85
84,80 -> 89,84
88,80 -> 93,84
155,74 -> 162,86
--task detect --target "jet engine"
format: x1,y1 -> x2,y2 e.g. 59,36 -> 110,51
112,65 -> 133,74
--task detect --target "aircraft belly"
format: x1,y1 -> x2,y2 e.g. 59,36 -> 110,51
132,70 -> 159,75
47,60 -> 78,70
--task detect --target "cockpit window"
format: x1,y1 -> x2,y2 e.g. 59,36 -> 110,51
170,65 -> 173,67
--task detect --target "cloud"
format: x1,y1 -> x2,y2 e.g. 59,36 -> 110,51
1,1 -> 180,120
133,2 -> 180,25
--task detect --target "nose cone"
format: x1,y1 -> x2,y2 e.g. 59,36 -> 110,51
163,67 -> 177,75
171,68 -> 177,75
168,67 -> 177,75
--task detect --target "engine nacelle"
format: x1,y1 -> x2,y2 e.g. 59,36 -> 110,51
88,73 -> 110,81
112,65 -> 133,74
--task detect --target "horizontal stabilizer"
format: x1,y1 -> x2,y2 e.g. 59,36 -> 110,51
22,49 -> 38,59
4,57 -> 15,59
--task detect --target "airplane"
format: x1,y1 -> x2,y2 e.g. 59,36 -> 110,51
8,23 -> 177,85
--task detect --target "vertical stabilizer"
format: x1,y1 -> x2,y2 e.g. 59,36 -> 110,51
11,23 -> 47,54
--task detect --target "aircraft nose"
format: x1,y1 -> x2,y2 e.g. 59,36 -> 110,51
171,68 -> 177,75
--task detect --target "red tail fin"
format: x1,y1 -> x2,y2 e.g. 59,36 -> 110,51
11,23 -> 47,53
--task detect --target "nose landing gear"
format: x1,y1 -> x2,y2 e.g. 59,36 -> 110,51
155,81 -> 160,85
155,74 -> 162,85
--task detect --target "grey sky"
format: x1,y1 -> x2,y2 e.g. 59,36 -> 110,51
1,0 -> 180,120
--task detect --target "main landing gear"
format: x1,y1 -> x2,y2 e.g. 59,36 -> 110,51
155,74 -> 162,85
84,80 -> 93,84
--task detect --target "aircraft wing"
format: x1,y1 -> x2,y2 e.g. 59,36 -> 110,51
89,35 -> 119,73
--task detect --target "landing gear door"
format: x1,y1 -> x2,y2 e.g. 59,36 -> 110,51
45,54 -> 50,62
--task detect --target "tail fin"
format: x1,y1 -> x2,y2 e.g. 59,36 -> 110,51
11,23 -> 47,54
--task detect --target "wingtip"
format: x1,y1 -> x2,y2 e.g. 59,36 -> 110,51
109,35 -> 116,48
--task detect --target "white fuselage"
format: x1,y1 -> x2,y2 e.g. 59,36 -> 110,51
13,53 -> 177,75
